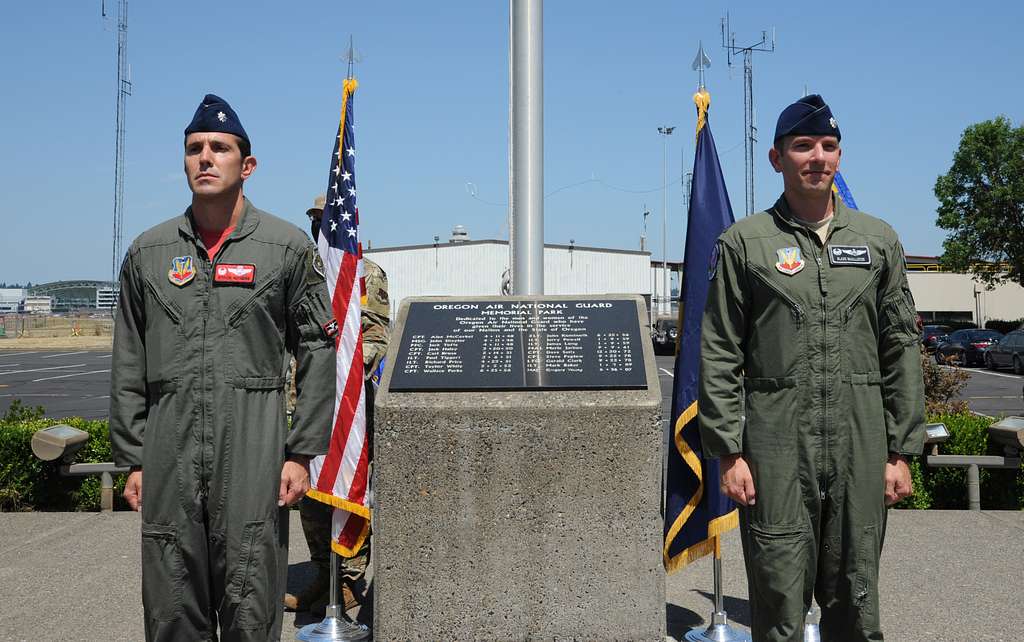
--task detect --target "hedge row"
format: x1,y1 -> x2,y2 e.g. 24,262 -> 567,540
0,409 -> 129,512
894,412 -> 1024,510
1,408 -> 1020,512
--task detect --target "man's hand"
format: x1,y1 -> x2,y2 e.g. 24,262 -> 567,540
884,454 -> 913,506
124,469 -> 143,511
720,454 -> 756,506
279,455 -> 311,507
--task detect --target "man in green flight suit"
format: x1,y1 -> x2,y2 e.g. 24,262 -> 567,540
282,194 -> 390,620
699,95 -> 925,641
110,94 -> 337,641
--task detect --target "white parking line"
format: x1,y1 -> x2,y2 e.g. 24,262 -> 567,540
0,393 -> 73,398
951,367 -> 1024,381
32,369 -> 111,383
96,354 -> 112,359
0,364 -> 87,376
40,351 -> 89,359
0,352 -> 37,358
659,368 -> 674,377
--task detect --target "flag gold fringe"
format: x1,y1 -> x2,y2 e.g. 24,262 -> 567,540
331,519 -> 370,558
663,398 -> 740,574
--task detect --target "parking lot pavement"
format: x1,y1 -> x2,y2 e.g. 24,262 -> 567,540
1,350 -> 1019,422
1,509 -> 1019,641
0,350 -> 112,420
951,365 -> 1024,417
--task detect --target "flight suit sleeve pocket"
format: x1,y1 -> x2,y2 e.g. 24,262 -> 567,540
882,290 -> 920,346
140,523 -> 186,622
294,297 -> 336,349
227,520 -> 275,630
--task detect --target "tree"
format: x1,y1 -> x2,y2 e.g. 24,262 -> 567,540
935,116 -> 1024,288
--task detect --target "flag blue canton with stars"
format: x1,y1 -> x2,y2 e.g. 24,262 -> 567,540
321,88 -> 359,254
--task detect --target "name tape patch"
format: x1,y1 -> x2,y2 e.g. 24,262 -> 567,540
214,263 -> 256,284
827,245 -> 871,267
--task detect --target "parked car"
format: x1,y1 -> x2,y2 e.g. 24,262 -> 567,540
651,318 -> 678,354
934,329 -> 1003,366
984,330 -> 1024,374
921,325 -> 952,352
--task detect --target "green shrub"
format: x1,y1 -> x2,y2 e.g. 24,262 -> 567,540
0,415 -> 127,512
920,412 -> 1024,510
893,456 -> 932,509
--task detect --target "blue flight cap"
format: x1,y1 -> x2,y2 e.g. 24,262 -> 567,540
184,94 -> 250,146
773,94 -> 840,143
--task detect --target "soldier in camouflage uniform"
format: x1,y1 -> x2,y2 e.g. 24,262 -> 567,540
283,195 -> 390,618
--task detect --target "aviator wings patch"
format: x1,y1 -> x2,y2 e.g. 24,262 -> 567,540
827,244 -> 871,267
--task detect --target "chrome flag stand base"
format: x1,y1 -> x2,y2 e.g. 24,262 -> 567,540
803,605 -> 821,642
684,548 -> 751,642
684,609 -> 750,642
297,550 -> 371,641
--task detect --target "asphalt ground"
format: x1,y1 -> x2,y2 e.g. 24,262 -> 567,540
3,350 -> 1021,422
0,349 -> 112,420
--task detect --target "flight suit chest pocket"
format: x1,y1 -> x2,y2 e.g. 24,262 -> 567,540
142,280 -> 184,385
140,523 -> 187,622
225,271 -> 283,378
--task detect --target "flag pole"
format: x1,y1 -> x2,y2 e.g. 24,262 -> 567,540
684,535 -> 749,642
682,44 -> 750,642
296,547 -> 371,641
296,36 -> 372,642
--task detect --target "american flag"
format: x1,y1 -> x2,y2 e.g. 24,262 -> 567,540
307,77 -> 371,556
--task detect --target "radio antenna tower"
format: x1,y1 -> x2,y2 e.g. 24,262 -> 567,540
721,13 -> 774,216
103,0 -> 131,285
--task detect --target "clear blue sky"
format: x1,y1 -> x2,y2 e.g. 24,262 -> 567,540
2,1 -> 1022,284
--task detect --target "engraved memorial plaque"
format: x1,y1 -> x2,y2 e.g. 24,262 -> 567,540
390,298 -> 647,391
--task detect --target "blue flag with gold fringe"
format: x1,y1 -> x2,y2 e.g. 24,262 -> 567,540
664,89 -> 739,572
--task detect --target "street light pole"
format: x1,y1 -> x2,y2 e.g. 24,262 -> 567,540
658,125 -> 675,315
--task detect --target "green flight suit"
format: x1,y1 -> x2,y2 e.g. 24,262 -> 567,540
109,199 -> 337,642
699,194 -> 926,642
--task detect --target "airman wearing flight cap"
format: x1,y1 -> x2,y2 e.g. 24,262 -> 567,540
698,94 -> 925,641
110,93 -> 337,641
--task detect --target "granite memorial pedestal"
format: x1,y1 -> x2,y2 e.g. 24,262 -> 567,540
374,295 -> 664,641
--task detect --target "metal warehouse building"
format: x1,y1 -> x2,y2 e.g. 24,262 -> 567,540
362,242 -> 1024,329
364,239 -> 652,321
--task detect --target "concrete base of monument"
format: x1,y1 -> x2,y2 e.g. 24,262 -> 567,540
373,295 -> 665,641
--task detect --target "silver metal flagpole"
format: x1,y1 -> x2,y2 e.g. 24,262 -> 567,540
296,549 -> 371,641
297,37 -> 372,642
684,537 -> 750,642
684,42 -> 751,642
511,0 -> 543,295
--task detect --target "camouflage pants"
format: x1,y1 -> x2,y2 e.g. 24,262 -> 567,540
298,497 -> 369,587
